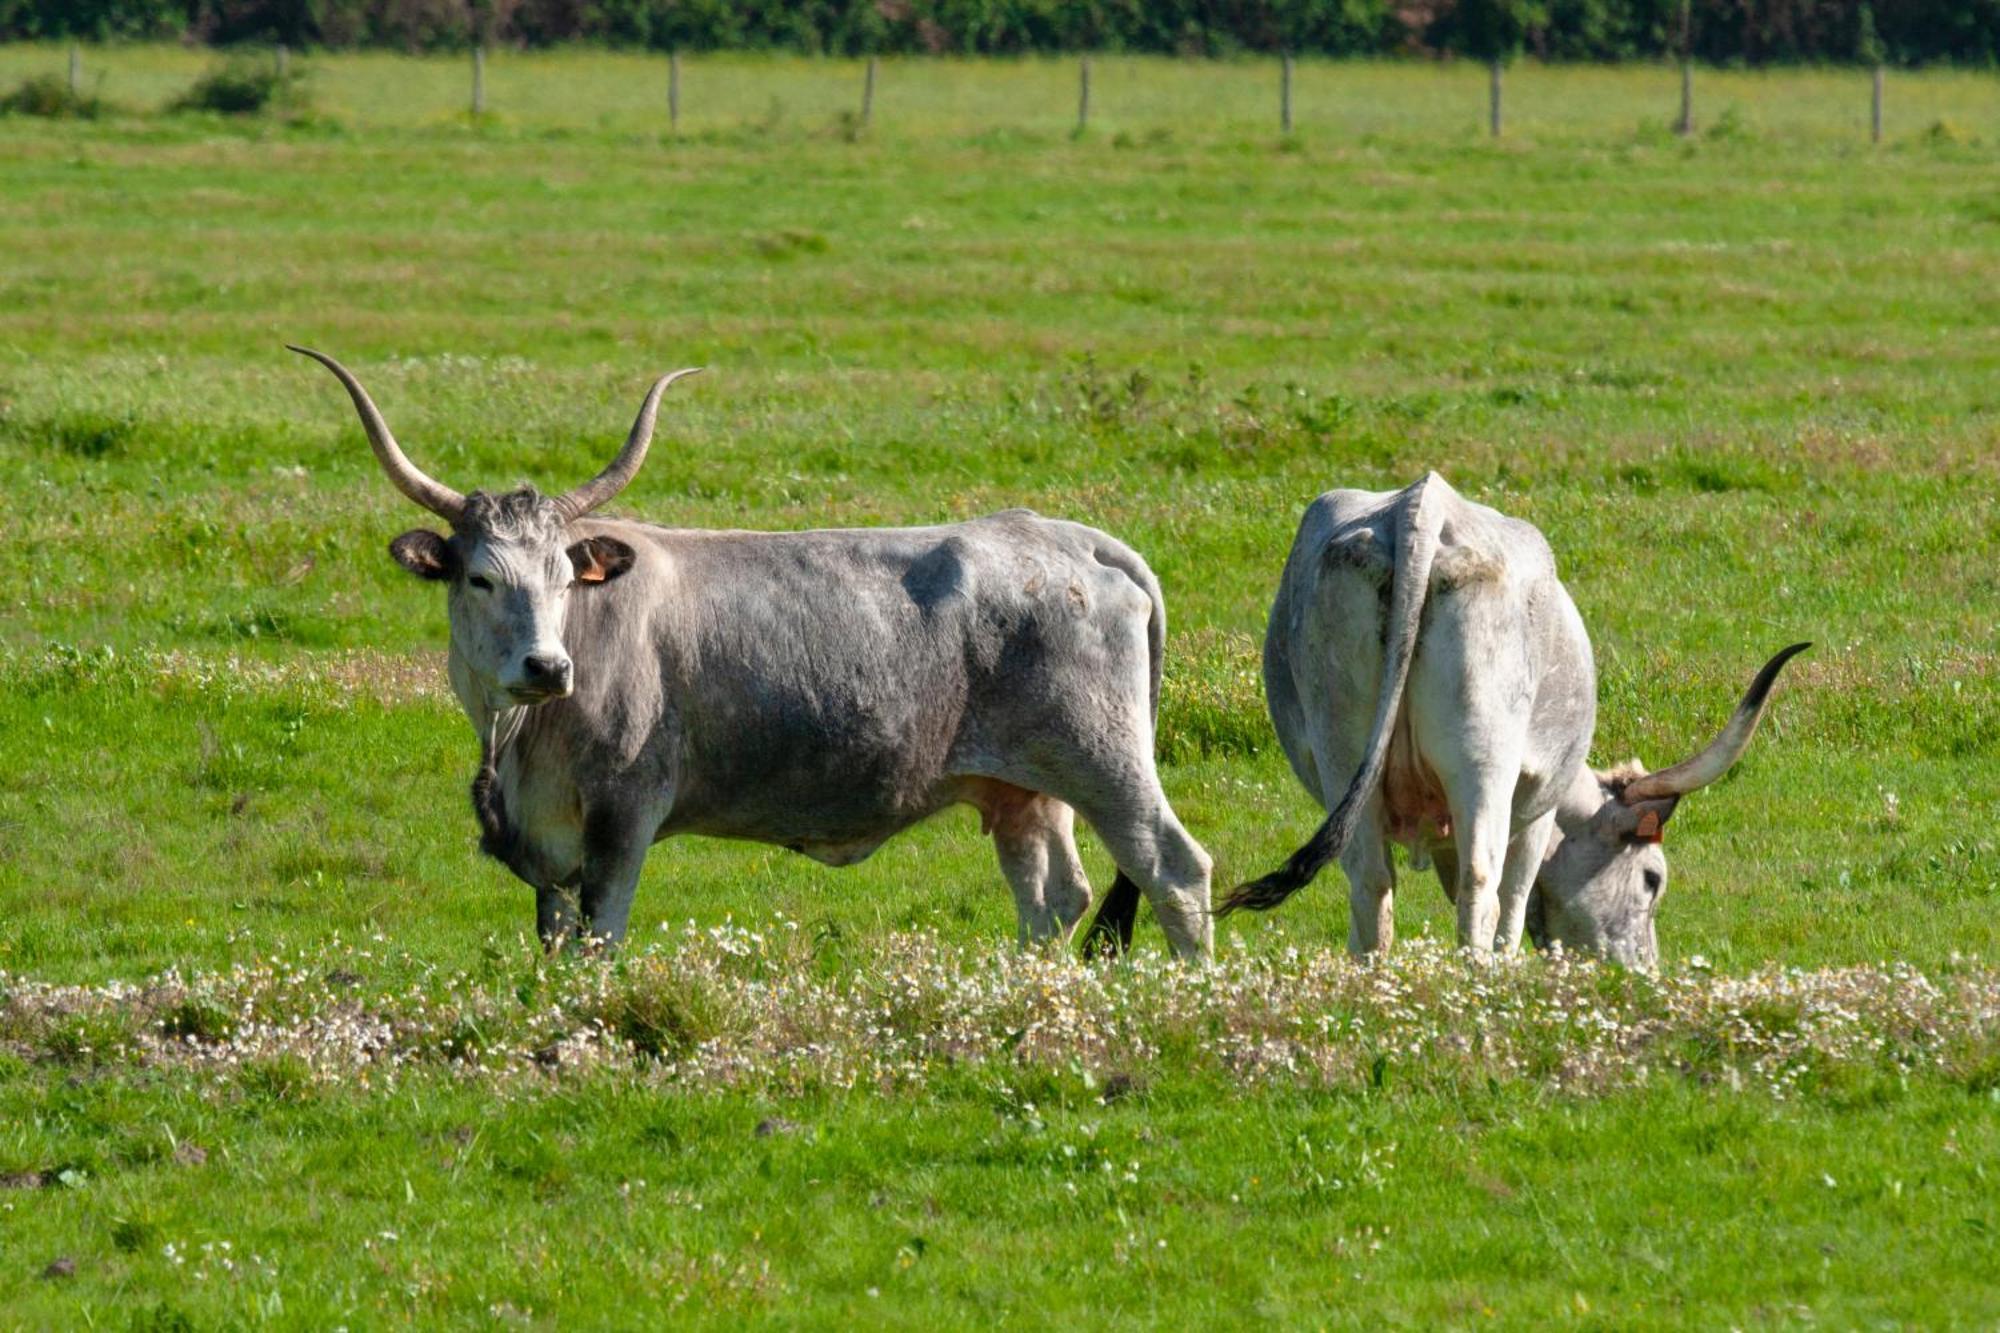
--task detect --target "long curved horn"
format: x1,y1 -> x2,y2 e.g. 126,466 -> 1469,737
289,346 -> 465,522
555,368 -> 704,522
1622,642 -> 1811,802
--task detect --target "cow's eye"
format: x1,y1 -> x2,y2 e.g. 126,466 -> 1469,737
467,574 -> 494,592
1643,869 -> 1663,896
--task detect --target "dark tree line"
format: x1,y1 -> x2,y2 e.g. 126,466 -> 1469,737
3,0 -> 1994,64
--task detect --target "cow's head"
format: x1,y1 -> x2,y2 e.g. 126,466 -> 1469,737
292,347 -> 699,708
1532,643 -> 1809,967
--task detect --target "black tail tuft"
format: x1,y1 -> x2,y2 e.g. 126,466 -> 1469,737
1079,870 -> 1142,960
1213,809 -> 1343,918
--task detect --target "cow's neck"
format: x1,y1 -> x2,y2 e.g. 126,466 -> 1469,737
476,706 -> 530,772
448,651 -> 567,882
457,686 -> 543,828
1552,763 -> 1608,838
446,648 -> 526,756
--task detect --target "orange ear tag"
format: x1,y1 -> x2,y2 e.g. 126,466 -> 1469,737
1634,810 -> 1663,843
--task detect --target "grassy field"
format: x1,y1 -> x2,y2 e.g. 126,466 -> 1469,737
1,48 -> 1998,1326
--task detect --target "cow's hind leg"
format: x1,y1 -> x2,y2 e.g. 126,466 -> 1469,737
1079,871 -> 1141,959
985,790 -> 1094,947
1446,786 -> 1512,955
1068,779 -> 1213,961
1415,712 -> 1517,955
1409,634 -> 1525,957
1339,797 -> 1396,956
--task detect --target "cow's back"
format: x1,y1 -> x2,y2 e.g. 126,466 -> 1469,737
1264,477 -> 1593,833
572,510 -> 1158,848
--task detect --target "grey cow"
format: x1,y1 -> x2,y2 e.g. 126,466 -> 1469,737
1200,472 -> 1803,965
295,348 -> 1213,956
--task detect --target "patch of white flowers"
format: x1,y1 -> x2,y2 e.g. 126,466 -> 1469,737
1,923 -> 1993,1101
1,643 -> 450,708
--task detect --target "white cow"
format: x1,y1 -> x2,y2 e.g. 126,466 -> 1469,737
1214,472 -> 1806,966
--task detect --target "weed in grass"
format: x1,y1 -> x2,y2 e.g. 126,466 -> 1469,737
130,1301 -> 197,1333
170,59 -> 302,116
0,74 -> 102,119
1923,117 -> 1974,146
749,227 -> 830,260
38,1012 -> 135,1067
830,108 -> 866,143
111,1215 -> 160,1254
1704,104 -> 1756,142
0,408 -> 137,458
234,1053 -> 314,1102
158,997 -> 236,1045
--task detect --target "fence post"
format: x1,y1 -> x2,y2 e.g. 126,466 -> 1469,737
1674,0 -> 1693,135
68,41 -> 79,98
669,50 -> 680,134
863,55 -> 877,129
1076,56 -> 1091,135
1871,64 -> 1883,144
276,43 -> 289,82
1281,52 -> 1293,135
471,44 -> 485,116
1488,60 -> 1501,137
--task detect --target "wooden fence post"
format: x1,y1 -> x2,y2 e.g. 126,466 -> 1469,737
1488,60 -> 1501,138
863,56 -> 877,128
669,50 -> 680,134
276,43 -> 289,82
471,44 -> 485,116
1281,52 -> 1293,135
1077,56 -> 1091,135
1871,64 -> 1883,144
1674,0 -> 1693,135
68,41 -> 79,98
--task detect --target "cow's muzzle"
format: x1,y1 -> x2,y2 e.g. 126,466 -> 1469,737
509,652 -> 573,703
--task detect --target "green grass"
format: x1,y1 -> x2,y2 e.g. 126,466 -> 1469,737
0,48 -> 1997,1325
4,1072 -> 1996,1328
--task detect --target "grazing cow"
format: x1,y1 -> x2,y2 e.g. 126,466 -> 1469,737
293,348 -> 1212,956
1089,472 -> 1805,966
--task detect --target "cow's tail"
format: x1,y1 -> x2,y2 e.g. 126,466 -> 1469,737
1079,541 -> 1164,960
1216,474 -> 1446,917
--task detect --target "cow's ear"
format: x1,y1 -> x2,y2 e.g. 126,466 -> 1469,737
568,535 -> 635,585
390,530 -> 457,582
1603,795 -> 1679,845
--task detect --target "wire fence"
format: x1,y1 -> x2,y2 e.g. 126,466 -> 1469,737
5,44 -> 1995,147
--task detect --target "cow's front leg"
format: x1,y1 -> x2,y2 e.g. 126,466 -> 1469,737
537,883 -> 581,950
1337,795 -> 1395,956
577,806 -> 655,948
989,792 -> 1094,948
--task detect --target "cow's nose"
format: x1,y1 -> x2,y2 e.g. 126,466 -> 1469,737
522,653 -> 571,687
